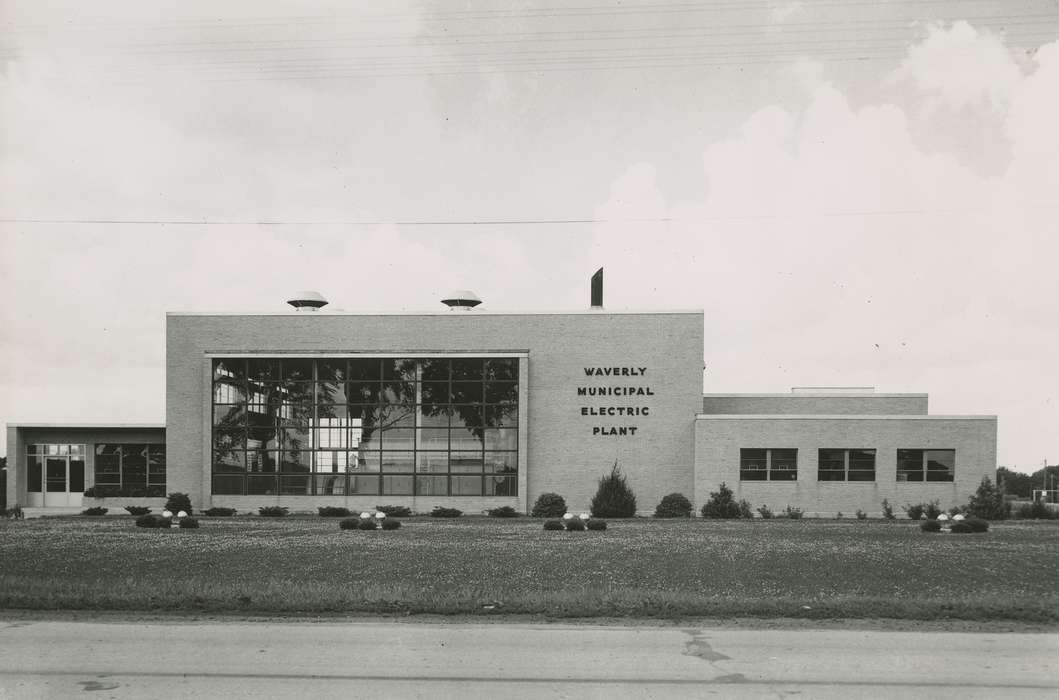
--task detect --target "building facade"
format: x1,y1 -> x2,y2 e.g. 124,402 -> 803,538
5,303 -> 997,516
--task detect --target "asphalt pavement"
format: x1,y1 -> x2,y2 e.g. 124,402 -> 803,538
0,619 -> 1056,699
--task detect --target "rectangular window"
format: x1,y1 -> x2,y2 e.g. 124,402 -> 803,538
817,449 -> 876,482
897,449 -> 955,482
740,448 -> 797,481
93,443 -> 166,494
211,357 -> 520,496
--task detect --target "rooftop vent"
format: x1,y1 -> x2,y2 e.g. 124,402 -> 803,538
286,291 -> 329,312
441,290 -> 482,311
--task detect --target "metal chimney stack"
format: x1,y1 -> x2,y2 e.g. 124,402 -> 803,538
590,268 -> 603,309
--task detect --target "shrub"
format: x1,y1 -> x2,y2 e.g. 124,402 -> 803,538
531,493 -> 567,518
543,519 -> 565,531
586,519 -> 607,531
3,504 -> 24,520
835,511 -> 844,519
565,517 -> 587,531
165,493 -> 193,516
338,518 -> 360,530
904,503 -> 926,520
380,519 -> 402,530
757,505 -> 774,519
924,500 -> 943,520
654,493 -> 693,518
375,505 -> 411,518
700,482 -> 749,519
856,509 -> 868,520
203,507 -> 237,517
590,462 -> 637,518
431,507 -> 463,518
881,498 -> 895,520
124,506 -> 151,516
317,506 -> 351,518
920,519 -> 942,532
965,517 -> 990,533
964,476 -> 1009,520
81,507 -> 108,516
357,519 -> 378,531
950,521 -> 974,534
783,505 -> 803,520
487,506 -> 519,518
135,514 -> 170,528
258,506 -> 289,517
179,517 -> 200,529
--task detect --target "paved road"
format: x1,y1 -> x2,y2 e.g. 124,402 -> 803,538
0,620 -> 1055,699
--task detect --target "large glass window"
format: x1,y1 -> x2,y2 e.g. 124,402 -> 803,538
897,449 -> 955,482
92,444 -> 166,495
740,448 -> 798,481
818,449 -> 876,482
211,357 -> 520,496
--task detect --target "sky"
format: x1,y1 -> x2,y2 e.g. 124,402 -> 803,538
0,0 -> 1057,472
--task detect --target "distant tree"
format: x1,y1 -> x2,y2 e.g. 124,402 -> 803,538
996,467 -> 1032,498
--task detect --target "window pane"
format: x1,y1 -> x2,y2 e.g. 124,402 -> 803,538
897,449 -> 924,482
279,381 -> 314,404
213,451 -> 246,473
451,450 -> 484,473
416,451 -> 449,473
485,404 -> 518,427
484,452 -> 517,475
450,358 -> 484,380
214,405 -> 247,430
212,474 -> 244,495
451,405 -> 484,430
45,459 -> 66,491
485,475 -> 517,496
382,359 -> 417,382
214,358 -> 247,382
316,381 -> 348,405
417,408 -> 450,429
348,358 -> 382,381
380,451 -> 414,473
247,425 -> 280,451
248,358 -> 279,381
450,475 -> 483,496
213,381 -> 247,405
740,449 -> 767,470
376,406 -> 415,430
381,427 -> 416,450
314,450 -> 349,473
123,445 -> 148,488
246,450 -> 277,473
314,474 -> 347,496
279,450 -> 311,472
484,358 -> 518,381
317,359 -> 347,381
848,449 -> 876,481
279,474 -> 311,495
94,454 -> 122,485
380,382 -> 416,406
355,450 -> 381,472
348,382 -> 380,404
484,381 -> 518,404
420,381 -> 450,405
451,381 -> 483,404
247,474 -> 278,495
382,475 -> 413,495
925,449 -> 955,482
419,359 -> 449,381
348,473 -> 380,495
281,427 -> 311,451
416,475 -> 448,496
483,428 -> 517,452
282,358 -> 314,381
27,456 -> 43,491
417,428 -> 449,451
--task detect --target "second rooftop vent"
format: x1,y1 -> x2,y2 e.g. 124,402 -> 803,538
287,291 -> 329,312
441,290 -> 482,311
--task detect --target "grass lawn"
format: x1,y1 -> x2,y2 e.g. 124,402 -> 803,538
1,517 -> 1056,621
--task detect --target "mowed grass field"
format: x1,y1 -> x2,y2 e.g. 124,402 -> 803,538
1,517 -> 1056,621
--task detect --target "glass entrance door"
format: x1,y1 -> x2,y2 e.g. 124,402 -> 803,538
27,445 -> 85,508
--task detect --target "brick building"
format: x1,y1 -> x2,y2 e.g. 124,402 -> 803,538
5,289 -> 996,516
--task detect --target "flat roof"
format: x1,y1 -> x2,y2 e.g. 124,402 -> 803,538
167,309 -> 704,317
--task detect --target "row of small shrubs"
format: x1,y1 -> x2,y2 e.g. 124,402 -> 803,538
134,514 -> 199,529
921,517 -> 989,533
338,517 -> 402,531
543,515 -> 606,531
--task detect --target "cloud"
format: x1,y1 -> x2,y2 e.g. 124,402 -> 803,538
590,27 -> 1059,471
